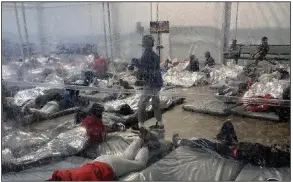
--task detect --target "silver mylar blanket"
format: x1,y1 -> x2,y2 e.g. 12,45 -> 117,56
104,92 -> 182,113
163,62 -> 206,88
243,72 -> 290,99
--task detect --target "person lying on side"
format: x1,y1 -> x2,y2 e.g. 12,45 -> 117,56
172,121 -> 290,168
29,93 -> 62,118
48,128 -> 155,181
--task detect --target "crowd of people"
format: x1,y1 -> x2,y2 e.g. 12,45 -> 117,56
2,34 -> 289,181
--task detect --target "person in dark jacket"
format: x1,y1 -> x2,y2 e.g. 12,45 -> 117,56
204,51 -> 215,67
131,35 -> 164,130
172,121 -> 290,168
188,55 -> 200,72
252,36 -> 270,65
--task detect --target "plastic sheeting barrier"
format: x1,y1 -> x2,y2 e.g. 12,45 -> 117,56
235,165 -> 290,181
121,146 -> 244,181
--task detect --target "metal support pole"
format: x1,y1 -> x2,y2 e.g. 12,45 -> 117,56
156,3 -> 162,62
102,2 -> 108,58
150,2 -> 153,21
21,2 -> 30,58
14,3 -> 24,59
221,2 -> 231,65
107,2 -> 114,60
36,3 -> 45,55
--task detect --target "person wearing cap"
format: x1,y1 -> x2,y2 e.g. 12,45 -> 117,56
252,36 -> 270,65
204,51 -> 215,67
130,35 -> 164,130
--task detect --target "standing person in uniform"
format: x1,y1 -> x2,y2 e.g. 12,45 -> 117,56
131,35 -> 164,130
204,51 -> 215,67
251,36 -> 270,66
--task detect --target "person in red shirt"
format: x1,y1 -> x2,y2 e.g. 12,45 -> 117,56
91,53 -> 108,78
80,103 -> 107,144
48,128 -> 154,181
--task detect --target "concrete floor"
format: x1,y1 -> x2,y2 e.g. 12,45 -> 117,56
16,86 -> 290,149
146,86 -> 290,147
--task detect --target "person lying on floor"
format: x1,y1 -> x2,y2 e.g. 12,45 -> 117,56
29,93 -> 63,118
27,89 -> 81,118
48,128 -> 154,181
172,121 -> 290,168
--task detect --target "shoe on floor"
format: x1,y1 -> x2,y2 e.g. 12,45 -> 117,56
149,122 -> 165,131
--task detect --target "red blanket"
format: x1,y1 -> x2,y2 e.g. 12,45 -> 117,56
48,161 -> 114,181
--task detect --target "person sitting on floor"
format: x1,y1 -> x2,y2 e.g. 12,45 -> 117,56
187,55 -> 200,72
78,103 -> 107,144
172,121 -> 290,168
48,128 -> 155,181
204,51 -> 215,68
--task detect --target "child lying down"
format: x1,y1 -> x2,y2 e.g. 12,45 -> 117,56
172,121 -> 290,168
48,128 -> 156,181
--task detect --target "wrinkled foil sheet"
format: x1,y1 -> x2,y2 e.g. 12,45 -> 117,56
13,87 -> 46,106
104,92 -> 181,112
163,70 -> 206,88
208,64 -> 247,85
2,125 -> 88,171
118,72 -> 137,85
243,78 -> 290,99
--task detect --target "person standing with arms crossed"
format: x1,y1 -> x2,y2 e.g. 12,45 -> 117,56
131,35 -> 164,131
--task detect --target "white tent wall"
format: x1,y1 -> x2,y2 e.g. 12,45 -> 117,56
109,2 -> 152,61
2,2 -> 290,62
151,2 -> 225,63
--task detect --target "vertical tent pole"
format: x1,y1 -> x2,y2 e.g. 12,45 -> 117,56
102,2 -> 108,58
14,3 -> 25,59
107,2 -> 114,60
21,2 -> 30,58
221,2 -> 232,65
36,2 -> 45,55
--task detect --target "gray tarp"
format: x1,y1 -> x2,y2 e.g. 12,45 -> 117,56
235,165 -> 290,181
121,146 -> 244,181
